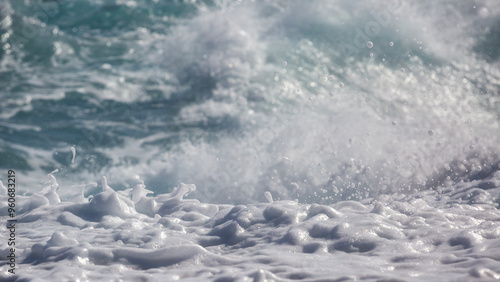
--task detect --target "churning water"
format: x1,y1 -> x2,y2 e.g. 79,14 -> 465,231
1,0 -> 500,280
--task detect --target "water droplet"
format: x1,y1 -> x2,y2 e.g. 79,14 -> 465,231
70,146 -> 76,164
428,130 -> 435,136
367,41 -> 374,48
392,121 -> 398,126
264,191 -> 273,203
389,41 -> 394,47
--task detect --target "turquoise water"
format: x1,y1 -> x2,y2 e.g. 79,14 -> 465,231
0,0 -> 499,204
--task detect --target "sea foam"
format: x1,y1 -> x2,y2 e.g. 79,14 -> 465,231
0,172 -> 499,280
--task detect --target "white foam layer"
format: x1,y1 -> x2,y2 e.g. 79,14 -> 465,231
0,173 -> 499,280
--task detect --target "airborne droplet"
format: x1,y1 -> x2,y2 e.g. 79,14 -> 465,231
264,191 -> 273,203
70,146 -> 76,163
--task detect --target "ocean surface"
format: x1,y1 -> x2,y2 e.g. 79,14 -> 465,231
0,0 -> 500,280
